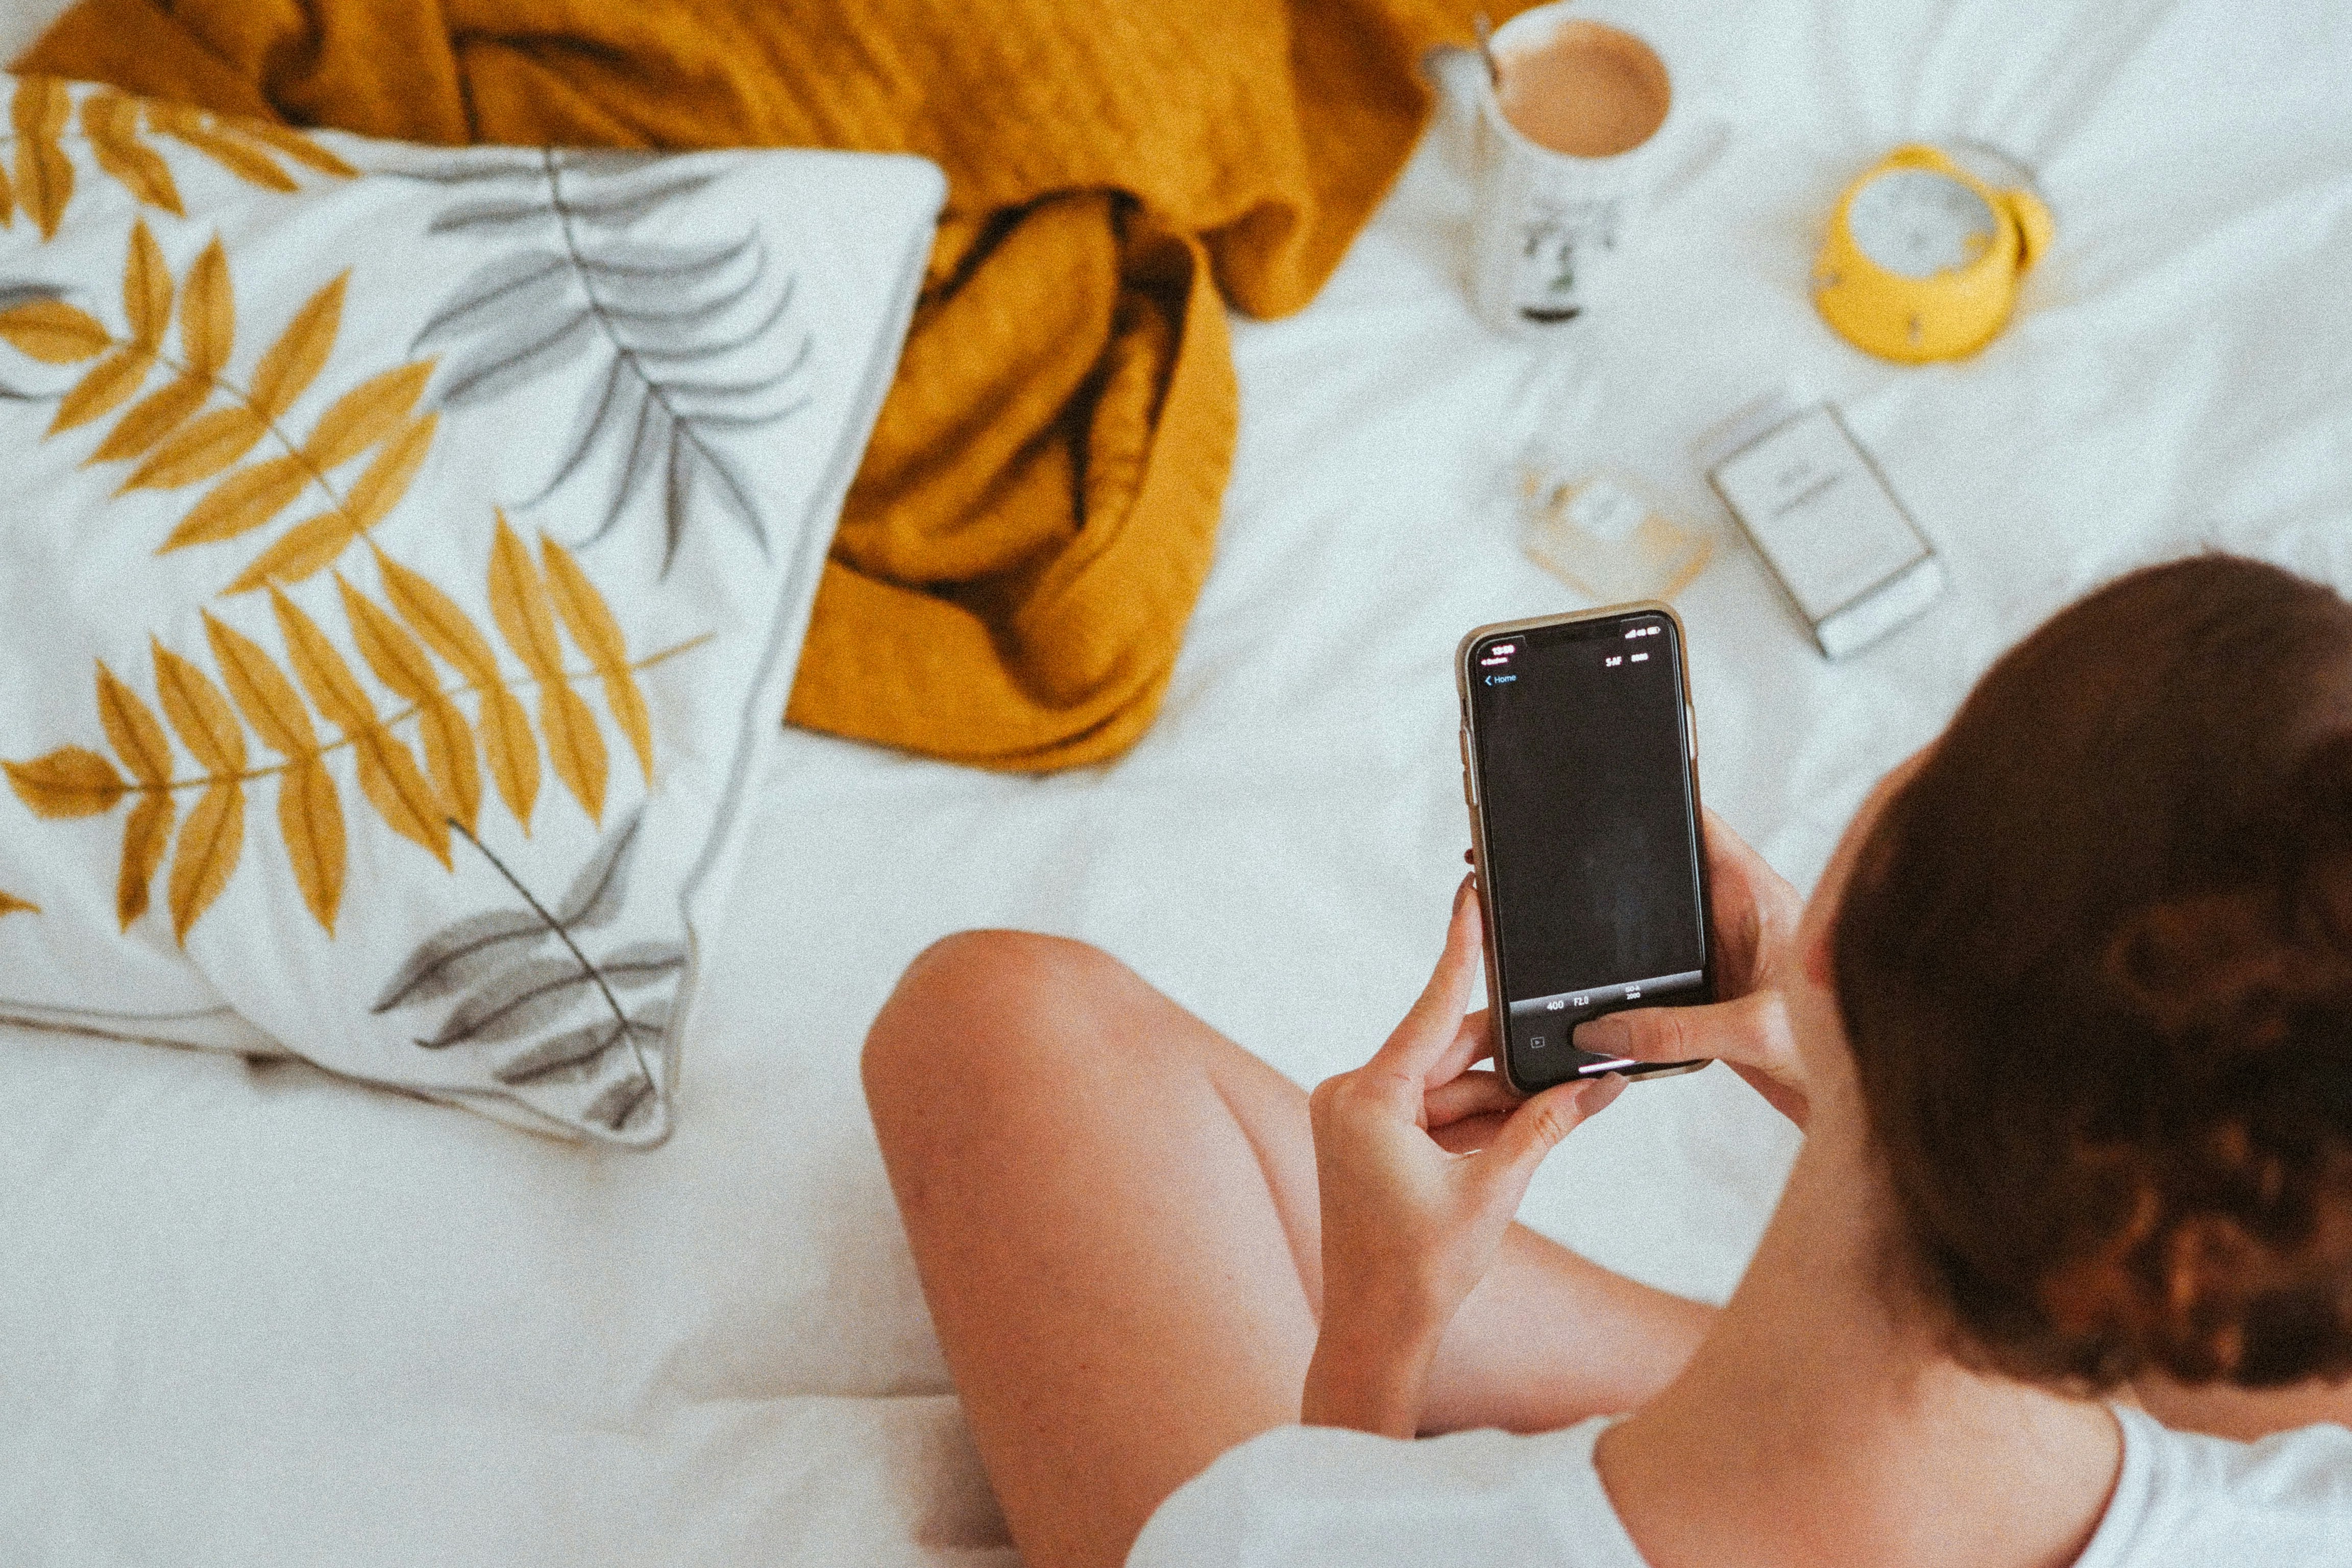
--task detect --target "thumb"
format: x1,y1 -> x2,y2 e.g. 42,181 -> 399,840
1573,990 -> 1781,1073
1485,1073 -> 1626,1188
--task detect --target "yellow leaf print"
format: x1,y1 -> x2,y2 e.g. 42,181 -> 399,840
118,790 -> 173,929
53,223 -> 171,436
206,608 -> 358,932
83,235 -> 222,462
374,545 -> 538,829
95,661 -> 172,788
96,660 -> 178,929
161,455 -> 308,553
32,232 -> 442,595
222,509 -> 357,595
123,219 -> 172,349
0,299 -> 109,363
145,102 -> 297,194
247,273 -> 344,423
10,77 -> 72,240
271,588 -> 449,867
230,118 -> 358,181
168,780 -> 242,944
342,410 -> 435,530
121,273 -> 336,494
540,534 -> 653,785
4,746 -> 127,818
225,413 -> 434,594
151,639 -> 247,777
339,574 -> 481,834
0,890 -> 38,918
83,91 -> 184,216
203,609 -> 316,758
413,675 -> 483,836
489,514 -> 605,823
90,374 -> 208,464
302,361 -> 431,470
487,513 -> 567,674
278,754 -> 345,935
180,237 -> 233,380
121,403 -> 266,494
52,348 -> 155,437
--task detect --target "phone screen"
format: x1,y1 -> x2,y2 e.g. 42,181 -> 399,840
1464,609 -> 1710,1088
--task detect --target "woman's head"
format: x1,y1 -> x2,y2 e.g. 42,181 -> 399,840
1828,556 -> 2352,1392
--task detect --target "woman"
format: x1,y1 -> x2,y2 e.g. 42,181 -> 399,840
862,556 -> 2352,1567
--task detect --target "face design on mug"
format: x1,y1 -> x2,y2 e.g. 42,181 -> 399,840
1515,197 -> 1622,324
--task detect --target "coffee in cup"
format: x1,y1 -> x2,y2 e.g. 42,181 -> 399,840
1462,5 -> 1709,333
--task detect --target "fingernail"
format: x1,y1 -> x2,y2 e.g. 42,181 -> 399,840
1454,873 -> 1475,913
1584,1072 -> 1629,1109
1574,1015 -> 1629,1054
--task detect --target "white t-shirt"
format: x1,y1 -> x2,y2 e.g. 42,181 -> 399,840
1130,1405 -> 2352,1567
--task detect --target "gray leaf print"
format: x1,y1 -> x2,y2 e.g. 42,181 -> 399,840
429,170 -> 719,237
421,944 -> 674,1048
597,942 -> 687,989
494,1017 -> 627,1086
412,250 -> 573,346
0,283 -> 70,397
582,1070 -> 659,1135
0,283 -> 66,314
436,309 -> 600,409
373,813 -> 680,1142
371,908 -> 552,1014
554,807 -> 642,929
426,954 -> 593,1048
494,1007 -> 665,1088
407,148 -> 808,573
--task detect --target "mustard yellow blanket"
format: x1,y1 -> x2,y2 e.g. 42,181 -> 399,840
22,0 -> 1500,770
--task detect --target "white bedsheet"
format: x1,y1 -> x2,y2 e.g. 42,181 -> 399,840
6,1 -> 2351,1562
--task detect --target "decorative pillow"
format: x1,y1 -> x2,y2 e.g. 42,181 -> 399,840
0,77 -> 943,1145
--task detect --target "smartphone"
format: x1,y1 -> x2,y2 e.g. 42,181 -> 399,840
1456,602 -> 1713,1095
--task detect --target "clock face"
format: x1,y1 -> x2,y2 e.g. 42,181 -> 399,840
1847,167 -> 1996,280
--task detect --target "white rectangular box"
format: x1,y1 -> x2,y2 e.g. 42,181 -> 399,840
1702,402 -> 1944,658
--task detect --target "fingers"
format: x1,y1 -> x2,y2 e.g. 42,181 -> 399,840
1423,1007 -> 1497,1089
1423,1067 -> 1517,1128
1699,810 -> 1801,992
1573,989 -> 1783,1072
1701,807 -> 1786,898
1572,1004 -> 1704,1069
1484,1073 -> 1626,1184
1428,1110 -> 1509,1155
1572,993 -> 1808,1125
1371,877 -> 1486,1080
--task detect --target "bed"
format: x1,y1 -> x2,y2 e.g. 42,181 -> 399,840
4,0 -> 2349,1561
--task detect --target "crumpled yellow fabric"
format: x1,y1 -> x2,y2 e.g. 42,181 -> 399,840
22,0 -> 1502,770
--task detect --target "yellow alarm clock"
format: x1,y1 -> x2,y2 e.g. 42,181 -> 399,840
1811,143 -> 2054,363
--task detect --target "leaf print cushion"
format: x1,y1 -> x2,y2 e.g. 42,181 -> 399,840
0,76 -> 943,1145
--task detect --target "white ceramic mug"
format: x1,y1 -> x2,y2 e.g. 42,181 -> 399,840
1462,5 -> 1711,334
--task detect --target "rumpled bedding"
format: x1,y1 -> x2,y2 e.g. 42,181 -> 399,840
6,0 -> 2352,1564
20,0 -> 1509,772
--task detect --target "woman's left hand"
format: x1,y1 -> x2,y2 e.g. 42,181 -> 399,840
1301,877 -> 1625,1437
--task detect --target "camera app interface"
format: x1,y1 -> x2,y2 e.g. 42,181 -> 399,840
1469,614 -> 1705,1077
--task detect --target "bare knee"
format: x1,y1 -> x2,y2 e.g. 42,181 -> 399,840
862,929 -> 1128,1120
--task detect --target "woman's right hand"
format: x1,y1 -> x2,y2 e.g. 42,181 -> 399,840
1571,810 -> 1811,1125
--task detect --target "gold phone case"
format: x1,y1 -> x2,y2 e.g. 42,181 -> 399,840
1455,600 -> 1711,1094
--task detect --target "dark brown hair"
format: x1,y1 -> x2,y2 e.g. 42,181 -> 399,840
1833,555 -> 2352,1390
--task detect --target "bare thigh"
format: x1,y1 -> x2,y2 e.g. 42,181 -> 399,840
862,930 -> 1711,1568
